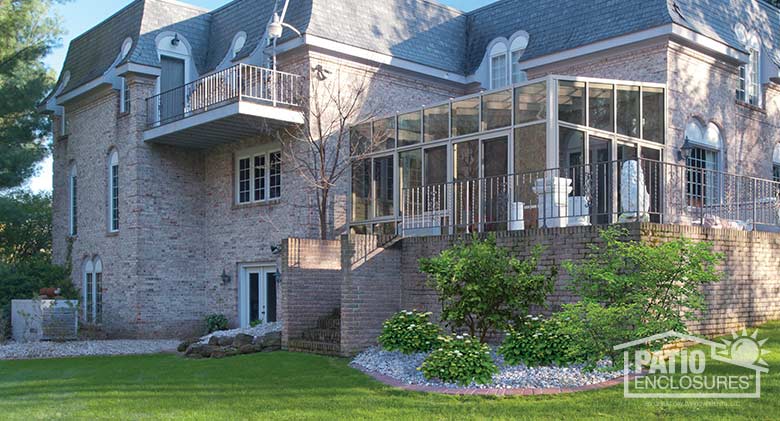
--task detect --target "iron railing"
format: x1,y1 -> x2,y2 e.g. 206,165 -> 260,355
145,63 -> 303,127
401,158 -> 780,236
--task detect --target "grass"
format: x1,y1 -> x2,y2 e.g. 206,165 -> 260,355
1,322 -> 779,420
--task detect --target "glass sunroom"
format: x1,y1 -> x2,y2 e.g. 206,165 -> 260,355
349,75 -> 668,236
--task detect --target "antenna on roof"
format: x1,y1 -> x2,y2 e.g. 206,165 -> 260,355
267,0 -> 301,72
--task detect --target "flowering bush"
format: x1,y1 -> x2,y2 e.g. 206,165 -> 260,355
499,315 -> 583,367
420,334 -> 497,385
378,310 -> 441,354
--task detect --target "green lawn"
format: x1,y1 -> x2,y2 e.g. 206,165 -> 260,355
1,322 -> 779,420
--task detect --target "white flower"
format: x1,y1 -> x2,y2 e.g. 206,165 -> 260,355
456,335 -> 464,340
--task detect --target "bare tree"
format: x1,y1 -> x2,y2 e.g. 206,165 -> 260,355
279,65 -> 389,240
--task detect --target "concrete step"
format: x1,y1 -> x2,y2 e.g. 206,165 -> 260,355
287,339 -> 341,356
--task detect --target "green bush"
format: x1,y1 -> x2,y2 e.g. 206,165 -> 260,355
499,315 -> 584,367
419,235 -> 556,342
559,227 -> 723,367
420,334 -> 497,385
378,310 -> 441,354
205,314 -> 229,333
250,319 -> 263,328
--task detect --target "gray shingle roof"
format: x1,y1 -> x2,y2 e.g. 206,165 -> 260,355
55,0 -> 780,97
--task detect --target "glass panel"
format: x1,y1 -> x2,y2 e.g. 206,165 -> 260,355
254,155 -> 266,201
111,165 -> 119,231
642,87 -> 664,144
558,81 -> 585,125
373,117 -> 396,150
399,149 -> 422,216
266,272 -> 277,323
451,97 -> 480,137
424,146 -> 447,185
238,158 -> 251,203
513,124 -> 546,229
588,83 -> 613,132
687,148 -> 719,207
249,272 -> 259,324
95,272 -> 102,324
269,152 -> 281,199
453,141 -> 479,180
373,222 -> 396,235
589,136 -> 613,224
351,159 -> 371,221
618,143 -> 637,161
423,104 -> 449,142
373,156 -> 394,217
483,137 -> 508,231
482,90 -> 512,131
85,273 -> 93,323
398,111 -> 421,146
617,85 -> 640,138
350,123 -> 371,155
559,127 -> 585,197
641,147 -> 662,223
514,81 -> 546,124
511,50 -> 526,84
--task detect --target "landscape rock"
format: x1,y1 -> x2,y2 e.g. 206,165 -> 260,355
258,331 -> 281,348
239,344 -> 255,354
207,336 -> 220,346
233,333 -> 253,347
178,337 -> 200,353
217,336 -> 235,347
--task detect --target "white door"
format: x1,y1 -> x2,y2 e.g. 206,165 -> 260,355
239,266 -> 278,328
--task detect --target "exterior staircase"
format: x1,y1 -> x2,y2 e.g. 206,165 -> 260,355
287,309 -> 341,356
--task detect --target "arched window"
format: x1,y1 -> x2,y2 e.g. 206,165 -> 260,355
489,43 -> 508,89
685,120 -> 722,206
510,33 -> 529,84
108,150 -> 119,232
773,143 -> 780,182
735,25 -> 761,106
231,32 -> 247,60
69,165 -> 77,236
83,257 -> 103,324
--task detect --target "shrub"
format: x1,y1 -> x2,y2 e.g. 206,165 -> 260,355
420,334 -> 497,385
419,235 -> 556,342
250,319 -> 263,328
205,314 -> 229,333
559,227 -> 723,366
378,310 -> 441,354
499,315 -> 584,367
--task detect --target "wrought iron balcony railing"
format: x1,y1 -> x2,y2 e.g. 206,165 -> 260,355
401,158 -> 780,236
145,63 -> 303,128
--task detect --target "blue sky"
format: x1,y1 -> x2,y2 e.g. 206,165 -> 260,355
28,0 -> 493,192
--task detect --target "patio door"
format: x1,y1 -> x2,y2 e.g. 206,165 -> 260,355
239,265 -> 278,328
159,56 -> 185,123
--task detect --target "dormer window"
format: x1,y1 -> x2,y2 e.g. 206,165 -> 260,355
510,33 -> 529,84
231,32 -> 247,60
735,25 -> 761,107
489,43 -> 508,89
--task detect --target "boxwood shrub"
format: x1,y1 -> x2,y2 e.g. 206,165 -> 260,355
420,334 -> 497,385
378,310 -> 441,354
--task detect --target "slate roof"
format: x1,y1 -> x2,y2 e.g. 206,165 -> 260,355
54,0 -> 780,97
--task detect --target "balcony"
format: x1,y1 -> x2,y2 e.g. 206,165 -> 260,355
400,159 -> 780,236
144,64 -> 304,147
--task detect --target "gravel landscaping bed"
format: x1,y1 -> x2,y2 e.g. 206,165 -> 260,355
198,321 -> 282,344
351,347 -> 621,390
0,340 -> 180,360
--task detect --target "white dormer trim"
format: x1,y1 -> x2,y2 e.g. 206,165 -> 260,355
154,31 -> 197,96
217,31 -> 248,70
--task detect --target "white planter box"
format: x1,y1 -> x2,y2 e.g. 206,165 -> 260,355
11,299 -> 79,342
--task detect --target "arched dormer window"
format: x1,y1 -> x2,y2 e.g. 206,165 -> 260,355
108,150 -> 119,232
685,120 -> 722,206
735,24 -> 761,106
69,164 -> 77,236
510,32 -> 529,84
231,32 -> 247,60
489,43 -> 508,89
82,257 -> 103,324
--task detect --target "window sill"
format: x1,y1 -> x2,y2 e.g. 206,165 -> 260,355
232,199 -> 282,210
106,231 -> 119,237
118,110 -> 131,118
735,100 -> 765,114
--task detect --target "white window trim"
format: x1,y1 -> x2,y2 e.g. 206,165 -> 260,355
489,43 -> 508,90
108,150 -> 119,232
83,257 -> 102,324
510,33 -> 529,84
69,166 -> 77,236
119,77 -> 130,113
235,148 -> 282,205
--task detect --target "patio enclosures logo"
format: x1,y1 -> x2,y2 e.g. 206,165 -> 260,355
615,330 -> 769,398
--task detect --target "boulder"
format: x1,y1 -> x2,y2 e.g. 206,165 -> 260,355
178,337 -> 200,353
185,343 -> 217,358
233,333 -> 253,347
217,336 -> 234,346
239,344 -> 256,354
211,350 -> 226,359
224,347 -> 239,357
257,331 -> 281,348
207,336 -> 220,346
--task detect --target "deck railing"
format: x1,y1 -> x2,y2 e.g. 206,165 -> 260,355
145,63 -> 303,128
401,158 -> 780,236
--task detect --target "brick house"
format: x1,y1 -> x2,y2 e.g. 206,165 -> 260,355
42,0 -> 780,347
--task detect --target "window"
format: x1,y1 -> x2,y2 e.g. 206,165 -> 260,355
684,121 -> 721,206
489,43 -> 508,89
237,150 -> 281,204
774,165 -> 780,183
558,80 -> 585,126
108,151 -> 119,232
773,143 -> 780,182
61,111 -> 70,136
119,77 -> 130,113
398,111 -> 421,146
514,81 -> 546,124
735,26 -> 761,106
83,257 -> 103,324
423,104 -> 449,142
510,34 -> 528,84
69,166 -> 77,236
481,89 -> 512,131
